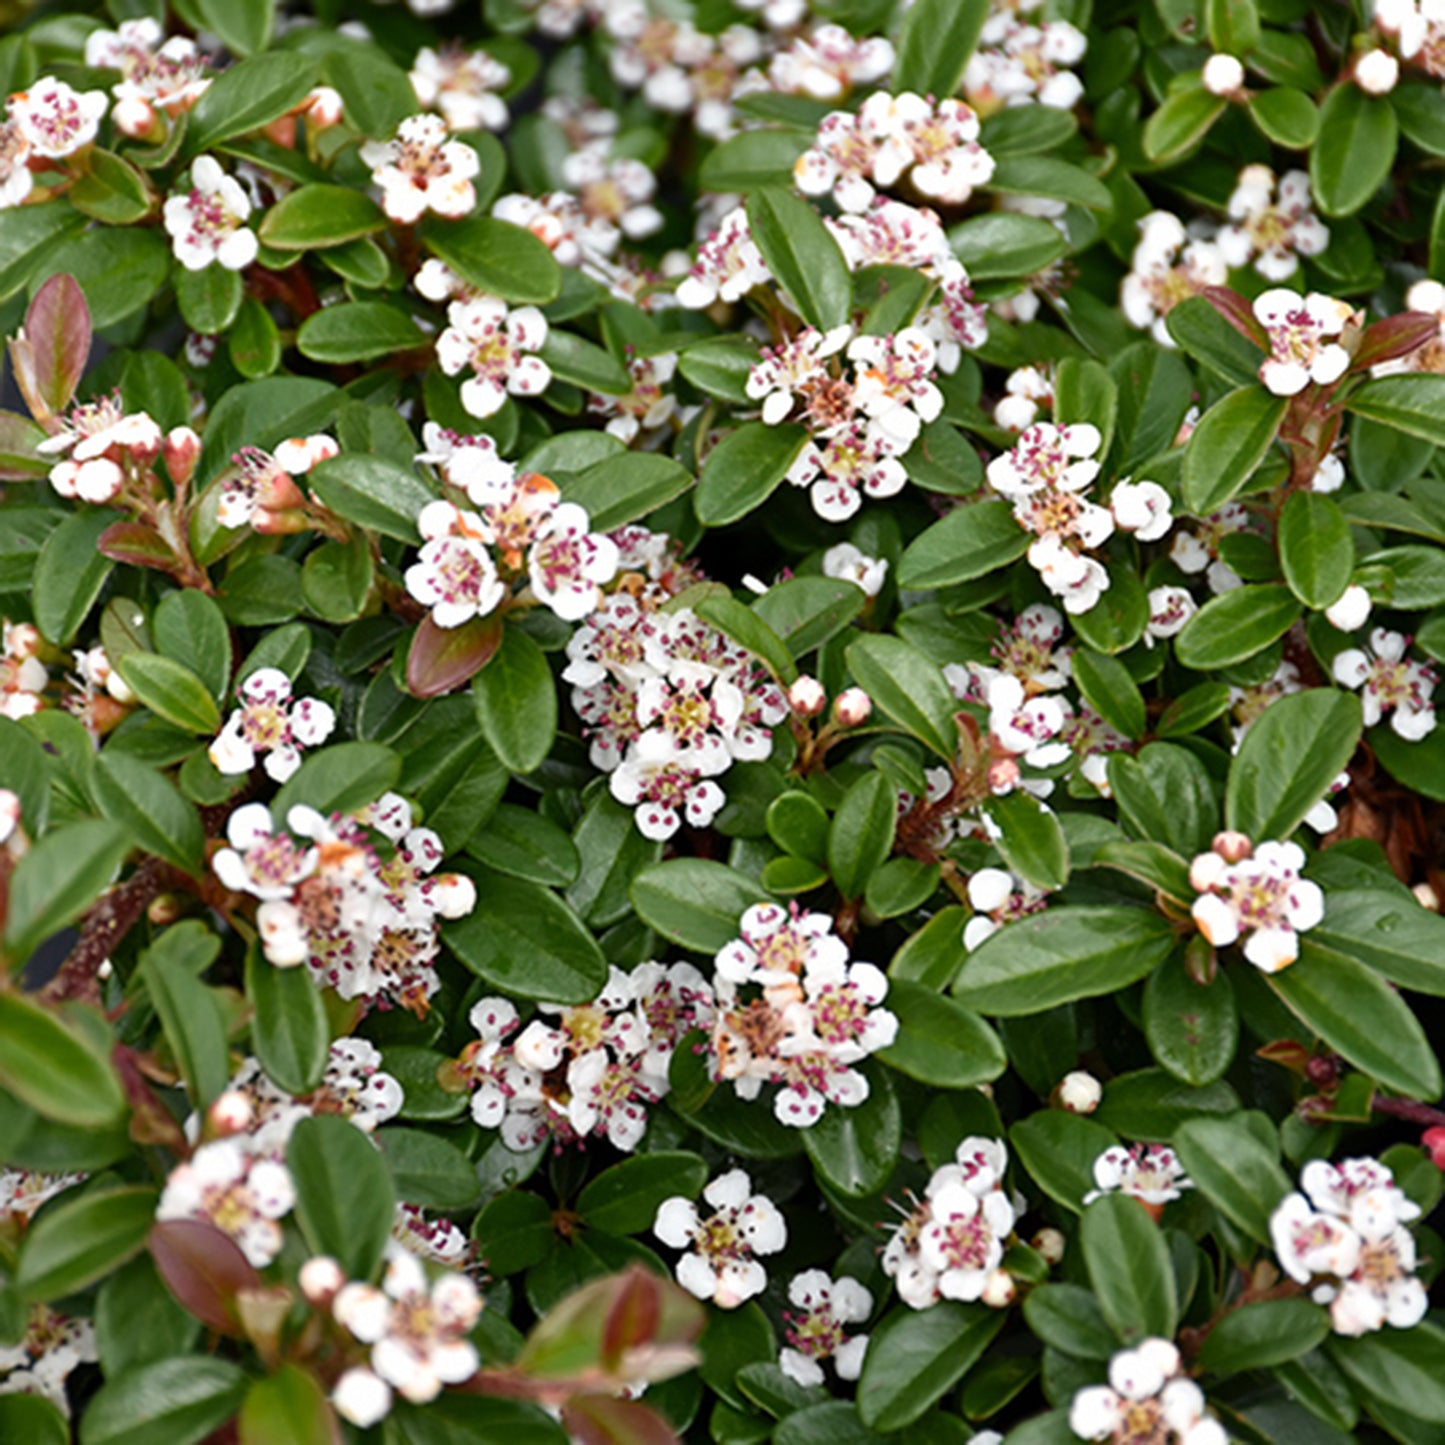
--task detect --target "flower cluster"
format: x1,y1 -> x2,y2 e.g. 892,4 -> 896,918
84,17 -> 210,138
1121,212 -> 1227,347
39,394 -> 165,507
565,588 -> 788,839
410,45 -> 512,131
710,903 -> 897,1127
0,622 -> 47,720
0,1305 -> 98,1418
883,1138 -> 1019,1310
1189,833 -> 1324,972
455,962 -> 713,1151
0,78 -> 107,210
766,24 -> 894,99
1070,1338 -> 1226,1445
218,434 -> 338,531
653,1168 -> 787,1308
794,92 -> 995,212
155,1138 -> 297,1267
1270,1156 -> 1427,1336
212,794 -> 476,1013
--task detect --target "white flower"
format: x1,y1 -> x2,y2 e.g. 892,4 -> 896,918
0,121 -> 32,209
7,77 -> 107,158
822,542 -> 887,597
527,502 -> 620,622
410,46 -> 511,132
1145,585 -> 1197,645
1253,287 -> 1354,396
1202,53 -> 1245,94
1331,627 -> 1437,739
1189,837 -> 1324,972
1070,1339 -> 1224,1444
436,295 -> 551,418
1084,1144 -> 1192,1207
404,501 -> 506,628
1219,167 -> 1329,282
1110,479 -> 1173,542
332,1367 -> 393,1428
654,1169 -> 786,1308
1059,1071 -> 1102,1114
778,1271 -> 873,1387
361,113 -> 479,223
1324,584 -> 1371,632
210,668 -> 336,783
155,1141 -> 295,1267
163,156 -> 259,273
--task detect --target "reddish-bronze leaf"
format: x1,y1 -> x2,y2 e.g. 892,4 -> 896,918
149,1217 -> 264,1334
405,612 -> 504,699
16,273 -> 91,421
562,1395 -> 681,1445
600,1267 -> 661,1371
1350,310 -> 1441,372
99,520 -> 180,572
1200,284 -> 1269,349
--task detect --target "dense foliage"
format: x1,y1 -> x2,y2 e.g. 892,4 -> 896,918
0,0 -> 1444,1441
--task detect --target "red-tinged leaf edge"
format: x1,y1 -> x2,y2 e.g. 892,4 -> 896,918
601,1269 -> 662,1372
1201,285 -> 1269,349
18,273 -> 91,421
405,612 -> 504,699
99,521 -> 181,572
148,1217 -> 264,1335
1350,310 -> 1441,372
561,1394 -> 681,1445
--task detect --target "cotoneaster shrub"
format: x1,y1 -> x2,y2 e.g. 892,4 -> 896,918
0,0 -> 1443,1442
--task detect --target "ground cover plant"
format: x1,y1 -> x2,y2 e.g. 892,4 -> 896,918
1,0 -> 1445,1440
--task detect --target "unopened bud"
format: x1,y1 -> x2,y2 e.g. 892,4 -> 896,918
299,1255 -> 347,1307
1032,1228 -> 1066,1265
253,506 -> 312,536
1211,830 -> 1253,864
981,1269 -> 1016,1308
208,1090 -> 254,1137
1305,1054 -> 1340,1089
833,687 -> 871,728
1413,882 -> 1440,912
1202,53 -> 1245,95
1056,1070 -> 1102,1115
163,426 -> 201,485
987,756 -> 1021,794
788,676 -> 827,718
1423,1126 -> 1445,1172
146,893 -> 184,926
306,86 -> 345,128
1324,584 -> 1370,633
1355,49 -> 1399,95
428,872 -> 477,920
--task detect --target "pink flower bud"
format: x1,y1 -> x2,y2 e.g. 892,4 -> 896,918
1032,1227 -> 1066,1265
1423,1126 -> 1445,1172
1211,830 -> 1253,864
299,1255 -> 347,1306
981,1269 -> 1016,1308
208,1090 -> 254,1136
833,687 -> 872,727
163,425 -> 202,485
1057,1070 -> 1102,1115
788,676 -> 827,718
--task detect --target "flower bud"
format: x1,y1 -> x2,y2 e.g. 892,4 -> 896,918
833,687 -> 871,728
299,1255 -> 347,1306
253,506 -> 312,536
987,756 -> 1021,794
1324,584 -> 1371,633
1413,882 -> 1440,912
163,425 -> 202,485
208,1090 -> 255,1137
980,1269 -> 1016,1308
1057,1070 -> 1102,1115
1032,1227 -> 1066,1265
1210,830 -> 1253,864
428,872 -> 477,920
1423,1126 -> 1445,1172
1202,53 -> 1245,95
1355,49 -> 1400,95
788,675 -> 827,718
306,86 -> 345,128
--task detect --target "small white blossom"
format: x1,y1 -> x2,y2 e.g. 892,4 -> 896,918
163,156 -> 259,273
1332,627 -> 1438,739
1202,53 -> 1246,94
362,114 -> 479,223
210,668 -> 336,783
1324,584 -> 1371,632
779,1271 -> 873,1386
822,541 -> 888,597
1218,167 -> 1329,282
436,295 -> 551,418
1356,48 -> 1401,94
1070,1339 -> 1226,1445
7,77 -> 107,158
1254,287 -> 1355,396
1085,1144 -> 1193,1207
654,1169 -> 786,1308
155,1140 -> 295,1267
1189,836 -> 1324,972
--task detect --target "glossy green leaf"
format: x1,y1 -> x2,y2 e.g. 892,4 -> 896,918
985,789 -> 1070,892
185,52 -> 317,154
1311,887 -> 1445,995
1010,1109 -> 1118,1214
1311,86 -> 1397,217
257,184 -> 386,250
630,859 -> 769,953
1022,1284 -> 1118,1360
1345,373 -> 1445,447
577,1151 -> 709,1235
1174,584 -> 1301,671
271,740 -> 401,818
1199,1298 -> 1329,1375
297,302 -> 426,363
1278,492 -> 1353,609
16,1185 -> 156,1301
897,500 -> 1031,591
1181,386 -> 1285,514
745,187 -> 852,331
141,921 -> 228,1111
288,1114 -> 395,1279
246,945 -> 329,1096
1143,85 -> 1226,165
237,1366 -> 334,1445
877,979 -> 1006,1089
696,593 -> 798,686
374,1128 -> 480,1211
32,508 -> 116,647
803,1062 -> 899,1193
888,907 -> 968,989
563,451 -> 694,532
1329,1321 -> 1445,1422
472,1191 -> 555,1275
856,1302 -> 1004,1431
1081,1193 -> 1177,1343
468,803 -> 581,887
695,422 -> 809,527
117,653 -> 221,734
828,771 -> 897,899
471,625 -> 557,774
948,212 -> 1067,280
417,215 -> 562,305
1174,1113 -> 1290,1242
79,1357 -> 249,1445
1143,953 -> 1239,1086
93,752 -> 205,878
844,634 -> 958,760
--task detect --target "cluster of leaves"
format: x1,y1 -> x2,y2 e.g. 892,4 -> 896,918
1,0 -> 1445,1442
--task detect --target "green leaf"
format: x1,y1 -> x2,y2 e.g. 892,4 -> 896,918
393,1395 -> 567,1445
1143,85 -> 1226,165
471,625 -> 557,774
141,921 -> 228,1111
1345,373 -> 1445,447
1069,562 -> 1149,655
537,330 -> 631,394
1174,1113 -> 1290,1242
984,790 -> 1070,892
897,500 -> 1030,591
1108,744 -> 1219,858
32,508 -> 115,647
803,1062 -> 900,1193
29,229 -> 170,331
1055,359 -> 1118,463
196,0 -> 274,55
630,859 -> 769,953
245,946 -> 328,1097
79,1357 -> 249,1445
578,1152 -> 709,1234
844,635 -> 958,761
1311,86 -> 1397,217
288,1114 -> 395,1279
1181,386 -> 1285,514
418,215 -> 562,305
865,857 -> 941,919
1268,942 -> 1441,1099
1312,887 -> 1445,996
1093,1069 -> 1240,1144
472,1191 -> 555,1275
1329,1322 -> 1445,1423
1199,1299 -> 1329,1375
153,590 -> 231,701
468,803 -> 580,887
0,1395 -> 67,1445
257,184 -> 386,250
302,534 -> 373,622
306,454 -> 432,544
16,1185 -> 155,1301
953,908 -> 1177,1016
774,1402 -> 885,1445
947,212 -> 1068,281
986,155 -> 1112,210
1071,649 -> 1146,740
1206,0 -> 1261,51
1082,1193 -> 1177,1343
374,1128 -> 479,1211
696,593 -> 797,686
1010,1109 -> 1118,1214
766,791 -> 829,866
185,52 -> 317,154
1174,584 -> 1300,671
856,1303 -> 1004,1432
297,302 -> 426,364
1111,343 -> 1195,470
444,870 -> 607,1004
1226,688 -> 1362,841
563,451 -> 694,532
697,128 -> 811,192
753,578 -> 866,658
1143,952 -> 1239,1086
894,0 -> 988,97
117,653 -> 221,734
745,187 -> 851,331
695,422 -> 809,527
676,336 -> 759,404
877,979 -> 1006,1089
1278,492 -> 1353,609
1248,87 -> 1320,148
175,264 -> 243,337
320,42 -> 415,139
270,740 -> 401,818
828,772 -> 897,899
237,1366 -> 333,1445
0,202 -> 87,305
4,820 -> 132,973
92,753 -> 204,878
1165,296 -> 1263,389
567,792 -> 662,929
888,907 -> 968,989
